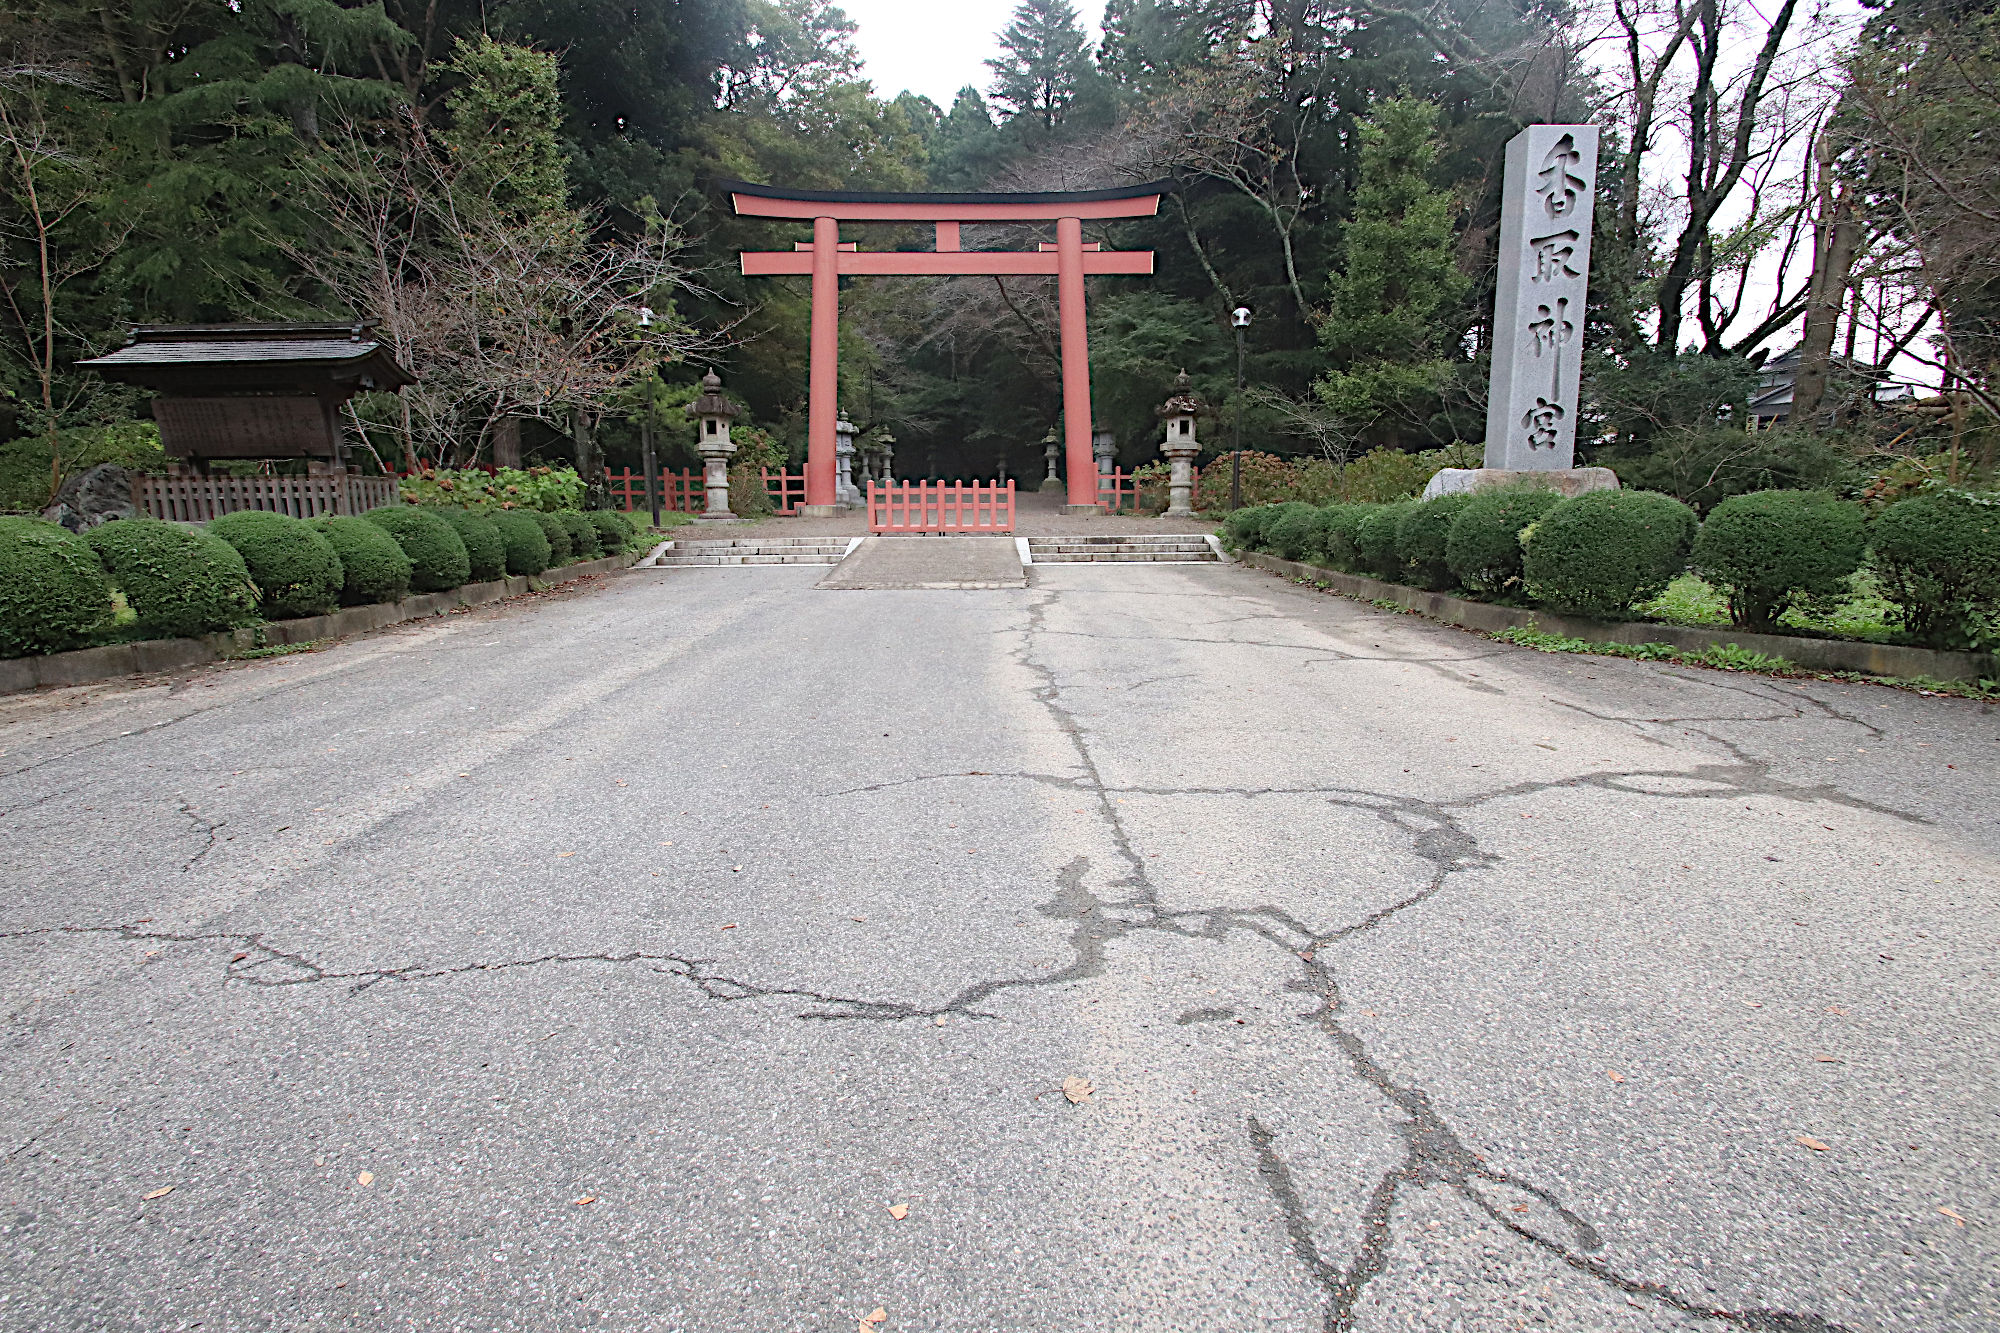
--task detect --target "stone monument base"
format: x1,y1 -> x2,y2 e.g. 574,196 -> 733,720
695,511 -> 742,523
798,503 -> 838,519
1060,503 -> 1101,516
1421,466 -> 1619,502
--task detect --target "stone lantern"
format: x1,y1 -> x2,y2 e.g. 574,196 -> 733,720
834,413 -> 861,507
685,371 -> 740,522
1092,428 -> 1117,476
1043,435 -> 1061,486
1157,370 -> 1205,517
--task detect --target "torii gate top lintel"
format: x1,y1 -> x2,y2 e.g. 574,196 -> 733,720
727,179 -> 1168,514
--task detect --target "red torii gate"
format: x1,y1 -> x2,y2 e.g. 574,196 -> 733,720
726,180 -> 1169,515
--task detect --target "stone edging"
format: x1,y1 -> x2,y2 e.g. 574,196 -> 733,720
0,552 -> 639,697
1237,550 -> 2000,684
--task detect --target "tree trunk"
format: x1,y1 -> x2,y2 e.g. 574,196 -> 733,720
492,415 -> 522,468
1792,133 -> 1862,423
572,407 -> 604,507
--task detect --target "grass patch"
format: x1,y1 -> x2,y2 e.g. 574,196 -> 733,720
1636,571 -> 1901,642
226,639 -> 327,660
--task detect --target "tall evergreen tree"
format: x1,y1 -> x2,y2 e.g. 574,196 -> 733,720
985,0 -> 1094,132
1314,98 -> 1472,447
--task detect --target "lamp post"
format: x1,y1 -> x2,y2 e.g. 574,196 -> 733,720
1230,306 -> 1251,510
641,413 -> 660,530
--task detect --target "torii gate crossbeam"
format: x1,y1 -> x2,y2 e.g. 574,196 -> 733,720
726,180 -> 1169,515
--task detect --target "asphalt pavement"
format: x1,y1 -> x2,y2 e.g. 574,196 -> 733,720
1,556 -> 1993,1332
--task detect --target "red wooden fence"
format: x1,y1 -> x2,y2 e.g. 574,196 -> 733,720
135,473 -> 399,523
1097,465 -> 1199,513
867,479 -> 1014,534
603,466 -> 806,516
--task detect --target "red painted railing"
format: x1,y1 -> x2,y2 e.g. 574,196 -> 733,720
868,480 -> 1014,534
605,467 -> 703,513
762,467 -> 806,516
1097,465 -> 1198,513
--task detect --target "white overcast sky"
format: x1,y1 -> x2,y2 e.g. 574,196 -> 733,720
840,0 -> 1099,106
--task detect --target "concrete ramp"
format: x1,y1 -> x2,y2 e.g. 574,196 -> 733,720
815,537 -> 1026,590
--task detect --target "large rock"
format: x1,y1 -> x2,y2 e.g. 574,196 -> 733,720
41,463 -> 137,531
1421,466 -> 1619,501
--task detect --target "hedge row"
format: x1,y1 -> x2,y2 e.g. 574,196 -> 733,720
1228,486 -> 2000,650
0,507 -> 645,659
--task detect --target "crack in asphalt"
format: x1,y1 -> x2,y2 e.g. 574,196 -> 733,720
177,801 -> 223,873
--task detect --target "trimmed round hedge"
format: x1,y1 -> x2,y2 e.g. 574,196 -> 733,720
556,509 -> 602,560
1445,488 -> 1562,593
1354,501 -> 1415,579
1316,504 -> 1370,572
1223,504 -> 1276,546
530,509 -> 573,565
1262,502 -> 1320,561
1523,489 -> 1697,618
208,510 -> 344,619
1870,490 -> 2000,649
312,516 -> 413,606
1393,493 -> 1476,591
0,516 -> 115,657
587,509 -> 632,554
490,510 -> 552,576
436,508 -> 507,582
362,506 -> 471,592
87,518 -> 258,637
1692,490 -> 1866,630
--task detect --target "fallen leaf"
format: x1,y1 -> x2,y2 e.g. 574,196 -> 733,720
557,852 -> 576,858
573,1196 -> 595,1206
1742,1000 -> 1763,1008
720,923 -> 738,930
1796,1135 -> 1830,1152
1606,1070 -> 1625,1083
142,1186 -> 174,1201
887,1204 -> 909,1220
1826,1005 -> 1847,1014
731,865 -> 742,872
861,1309 -> 887,1327
1938,1205 -> 1967,1225
230,952 -> 248,962
357,1171 -> 375,1185
1815,1055 -> 1842,1063
933,1015 -> 947,1026
1511,1203 -> 1528,1212
1062,1076 -> 1095,1104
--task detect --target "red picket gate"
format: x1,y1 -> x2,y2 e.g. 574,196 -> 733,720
868,479 -> 1015,534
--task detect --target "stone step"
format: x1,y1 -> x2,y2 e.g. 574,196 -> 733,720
1032,551 -> 1219,563
1030,541 -> 1211,552
654,553 -> 846,566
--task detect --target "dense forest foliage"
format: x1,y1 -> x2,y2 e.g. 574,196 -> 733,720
1,0 -> 1994,502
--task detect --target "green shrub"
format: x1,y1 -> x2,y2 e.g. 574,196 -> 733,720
1869,490 -> 2000,649
490,510 -> 552,576
531,509 -> 573,564
1691,490 -> 1867,631
208,510 -> 344,619
0,516 -> 115,656
1445,488 -> 1562,594
397,465 -> 584,511
311,516 -> 413,606
1393,494 -> 1477,591
1222,504 -> 1276,546
86,519 -> 258,636
587,509 -> 631,554
556,509 -> 602,559
1315,504 -> 1372,571
435,508 -> 506,582
1354,500 -> 1417,579
1262,502 -> 1320,560
362,506 -> 471,592
1523,490 -> 1698,618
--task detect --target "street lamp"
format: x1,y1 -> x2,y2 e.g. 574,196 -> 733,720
641,368 -> 662,530
1230,306 -> 1251,510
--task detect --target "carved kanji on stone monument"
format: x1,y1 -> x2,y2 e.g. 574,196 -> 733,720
1484,125 -> 1599,471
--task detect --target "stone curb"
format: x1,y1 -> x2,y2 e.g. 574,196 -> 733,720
0,552 -> 638,697
1238,550 -> 2000,684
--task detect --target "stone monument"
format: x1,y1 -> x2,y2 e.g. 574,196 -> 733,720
1425,125 -> 1619,501
834,414 -> 861,507
1157,371 -> 1204,518
685,371 -> 741,522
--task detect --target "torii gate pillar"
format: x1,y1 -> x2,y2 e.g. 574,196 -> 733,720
729,180 -> 1168,517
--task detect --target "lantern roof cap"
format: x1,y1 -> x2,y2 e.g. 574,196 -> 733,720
685,371 -> 740,421
1158,369 -> 1206,418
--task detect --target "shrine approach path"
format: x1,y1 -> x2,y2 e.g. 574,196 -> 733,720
1,557 -> 1992,1332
